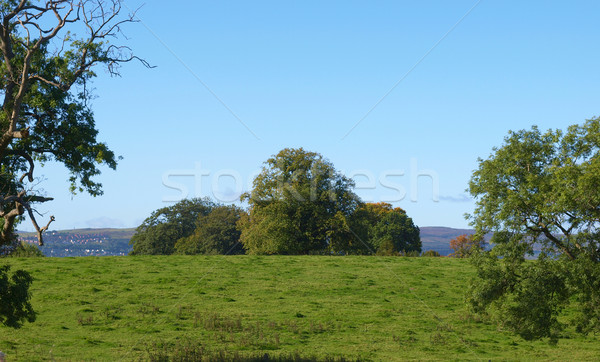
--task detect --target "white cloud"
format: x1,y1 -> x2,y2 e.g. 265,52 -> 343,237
439,194 -> 472,203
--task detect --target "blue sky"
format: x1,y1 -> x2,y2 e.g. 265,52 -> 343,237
23,0 -> 600,231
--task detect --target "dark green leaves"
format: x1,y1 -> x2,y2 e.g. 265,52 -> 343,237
240,148 -> 362,255
0,264 -> 35,328
467,118 -> 600,342
130,198 -> 216,255
174,205 -> 245,255
239,148 -> 421,255
370,208 -> 421,255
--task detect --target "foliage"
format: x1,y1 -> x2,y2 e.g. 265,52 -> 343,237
0,264 -> 35,328
354,202 -> 421,255
174,205 -> 246,255
370,206 -> 421,255
468,118 -> 600,260
422,250 -> 440,257
239,148 -> 362,255
468,234 -> 600,342
0,0 -> 148,246
449,234 -> 483,258
467,118 -> 600,341
6,242 -> 44,257
130,198 -> 215,255
239,150 -> 421,256
467,234 -> 570,343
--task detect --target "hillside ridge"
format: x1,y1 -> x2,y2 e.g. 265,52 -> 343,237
17,226 -> 473,257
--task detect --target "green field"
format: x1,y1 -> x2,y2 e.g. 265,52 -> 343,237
1,256 -> 599,360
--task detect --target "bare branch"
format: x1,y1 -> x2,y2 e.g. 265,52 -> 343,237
28,74 -> 67,90
22,197 -> 55,245
23,195 -> 55,246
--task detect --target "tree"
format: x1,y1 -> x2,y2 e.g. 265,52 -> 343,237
130,198 -> 216,255
365,203 -> 421,255
0,0 -> 147,329
239,148 -> 362,255
349,202 -> 421,255
0,264 -> 35,328
174,205 -> 245,255
449,234 -> 483,258
467,118 -> 600,341
0,0 -> 149,246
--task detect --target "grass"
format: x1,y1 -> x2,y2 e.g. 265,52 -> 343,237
1,256 -> 599,360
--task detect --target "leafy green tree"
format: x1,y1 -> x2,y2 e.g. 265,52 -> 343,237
239,148 -> 362,255
0,0 -> 148,246
369,206 -> 421,255
352,202 -> 421,255
130,198 -> 215,255
0,264 -> 35,328
324,208 -> 372,255
174,205 -> 245,255
467,118 -> 600,341
0,0 -> 147,329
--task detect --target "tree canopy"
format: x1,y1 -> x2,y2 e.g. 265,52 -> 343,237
130,198 -> 216,255
174,204 -> 245,255
362,202 -> 421,255
238,149 -> 421,255
467,117 -> 600,342
0,0 -> 149,247
239,148 -> 363,255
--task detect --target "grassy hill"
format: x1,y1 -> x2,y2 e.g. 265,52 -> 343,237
1,256 -> 598,360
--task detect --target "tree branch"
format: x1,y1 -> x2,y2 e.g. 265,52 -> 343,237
22,198 -> 54,245
4,149 -> 35,183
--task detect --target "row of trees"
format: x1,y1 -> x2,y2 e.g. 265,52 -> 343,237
131,148 -> 421,256
130,199 -> 244,256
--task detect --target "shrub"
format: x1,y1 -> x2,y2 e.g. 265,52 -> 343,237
8,242 -> 44,258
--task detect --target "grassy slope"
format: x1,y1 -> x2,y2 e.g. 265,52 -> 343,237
1,256 -> 599,361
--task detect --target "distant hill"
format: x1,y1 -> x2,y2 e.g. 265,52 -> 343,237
17,226 -> 474,257
18,228 -> 136,257
18,227 -> 136,239
419,227 -> 475,256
